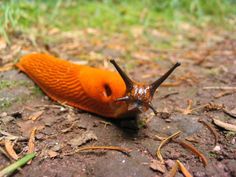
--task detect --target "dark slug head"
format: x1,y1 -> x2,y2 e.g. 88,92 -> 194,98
110,60 -> 181,115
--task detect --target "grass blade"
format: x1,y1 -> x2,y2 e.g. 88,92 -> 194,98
0,153 -> 36,177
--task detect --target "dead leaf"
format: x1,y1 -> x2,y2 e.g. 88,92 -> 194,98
28,111 -> 44,121
0,63 -> 14,72
213,118 -> 236,132
16,120 -> 44,137
204,102 -> 224,111
150,160 -> 166,173
47,149 -> 58,158
27,127 -> 37,164
68,131 -> 97,147
28,127 -> 37,154
4,139 -> 19,160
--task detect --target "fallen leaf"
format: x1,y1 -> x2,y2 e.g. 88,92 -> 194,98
27,127 -> 37,164
16,120 -> 44,137
68,131 -> 97,147
4,139 -> 19,160
0,63 -> 14,72
28,127 -> 37,154
28,111 -> 44,121
213,118 -> 236,132
150,160 -> 166,173
204,102 -> 224,111
47,150 -> 58,158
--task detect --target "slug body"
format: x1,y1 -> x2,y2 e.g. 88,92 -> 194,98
17,53 -> 180,119
16,54 -> 128,118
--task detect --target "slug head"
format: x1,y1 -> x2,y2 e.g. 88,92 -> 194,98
110,60 -> 181,115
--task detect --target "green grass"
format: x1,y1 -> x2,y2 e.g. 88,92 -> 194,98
0,80 -> 30,90
0,0 -> 236,43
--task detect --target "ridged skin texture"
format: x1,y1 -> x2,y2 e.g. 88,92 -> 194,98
16,53 -> 128,118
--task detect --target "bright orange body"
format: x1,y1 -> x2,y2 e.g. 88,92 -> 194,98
16,53 -> 128,118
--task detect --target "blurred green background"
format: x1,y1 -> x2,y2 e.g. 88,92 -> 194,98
0,0 -> 236,43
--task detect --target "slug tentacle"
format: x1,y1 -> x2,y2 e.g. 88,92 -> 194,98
110,60 -> 133,92
110,60 -> 181,115
149,62 -> 181,96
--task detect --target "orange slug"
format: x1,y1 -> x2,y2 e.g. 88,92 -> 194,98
16,53 -> 180,118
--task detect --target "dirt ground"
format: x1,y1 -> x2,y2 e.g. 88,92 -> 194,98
0,28 -> 236,177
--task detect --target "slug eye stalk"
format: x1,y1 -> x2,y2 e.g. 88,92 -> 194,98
110,59 -> 181,115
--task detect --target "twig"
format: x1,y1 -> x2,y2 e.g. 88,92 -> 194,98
0,153 -> 36,177
160,92 -> 179,99
65,146 -> 131,156
213,118 -> 236,132
162,81 -> 182,87
198,119 -> 218,146
156,131 -> 181,163
0,131 -> 26,141
214,90 -> 236,99
223,108 -> 236,119
203,86 -> 236,90
176,160 -> 193,177
155,135 -> 166,141
61,121 -> 78,133
176,140 -> 208,167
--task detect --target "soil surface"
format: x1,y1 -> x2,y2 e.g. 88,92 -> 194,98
0,29 -> 236,177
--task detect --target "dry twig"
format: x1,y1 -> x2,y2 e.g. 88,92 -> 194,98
203,86 -> 236,90
213,118 -> 236,132
223,108 -> 236,119
65,146 -> 131,156
214,90 -> 236,99
176,160 -> 193,177
156,131 -> 181,163
198,119 -> 218,146
177,140 -> 208,167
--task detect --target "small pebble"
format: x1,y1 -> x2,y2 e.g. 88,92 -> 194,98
165,159 -> 175,169
231,138 -> 235,145
36,133 -> 44,140
0,112 -> 7,117
213,145 -> 221,152
1,116 -> 14,123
